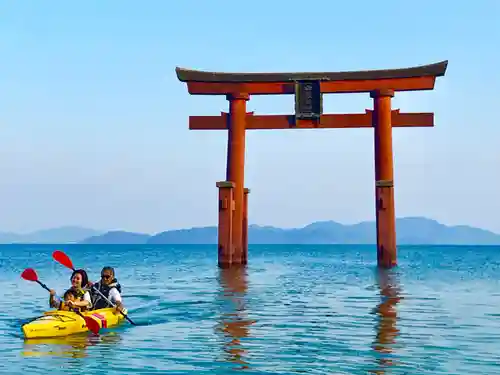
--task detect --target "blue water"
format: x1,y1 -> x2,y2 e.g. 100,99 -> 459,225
1,244 -> 500,374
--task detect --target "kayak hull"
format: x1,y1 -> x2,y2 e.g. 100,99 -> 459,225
22,308 -> 126,339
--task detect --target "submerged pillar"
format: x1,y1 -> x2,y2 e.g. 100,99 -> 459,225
371,89 -> 397,268
242,188 -> 250,265
216,181 -> 235,268
226,93 -> 249,266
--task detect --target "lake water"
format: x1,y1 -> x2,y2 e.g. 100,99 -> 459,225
0,244 -> 499,374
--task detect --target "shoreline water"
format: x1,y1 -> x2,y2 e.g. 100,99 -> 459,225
1,244 -> 499,374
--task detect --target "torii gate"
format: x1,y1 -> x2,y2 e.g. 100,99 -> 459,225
175,60 -> 448,268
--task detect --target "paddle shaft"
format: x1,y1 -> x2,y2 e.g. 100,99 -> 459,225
37,280 -> 64,308
39,283 -> 76,313
90,284 -> 135,324
36,280 -> 51,292
35,281 -> 70,311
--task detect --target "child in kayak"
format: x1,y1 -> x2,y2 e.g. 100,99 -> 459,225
49,269 -> 93,311
89,266 -> 123,311
49,289 -> 77,311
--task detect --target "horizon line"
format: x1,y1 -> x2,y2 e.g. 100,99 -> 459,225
8,215 -> 498,236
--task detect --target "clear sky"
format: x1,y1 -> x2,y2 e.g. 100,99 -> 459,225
0,0 -> 499,234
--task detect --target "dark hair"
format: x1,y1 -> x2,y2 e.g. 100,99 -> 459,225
70,269 -> 89,288
102,266 -> 115,275
63,289 -> 75,299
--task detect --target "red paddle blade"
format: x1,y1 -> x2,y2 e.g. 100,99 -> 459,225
84,316 -> 100,335
21,268 -> 38,282
52,250 -> 74,270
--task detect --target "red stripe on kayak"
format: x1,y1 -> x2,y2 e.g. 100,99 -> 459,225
92,313 -> 107,328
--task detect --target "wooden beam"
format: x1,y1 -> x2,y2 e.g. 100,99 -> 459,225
185,76 -> 438,96
176,61 -> 448,83
188,110 -> 434,130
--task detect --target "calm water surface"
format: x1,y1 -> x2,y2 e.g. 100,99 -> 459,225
0,244 -> 499,374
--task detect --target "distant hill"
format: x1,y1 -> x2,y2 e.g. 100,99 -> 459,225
76,217 -> 500,245
0,226 -> 103,244
81,231 -> 151,245
148,226 -> 217,245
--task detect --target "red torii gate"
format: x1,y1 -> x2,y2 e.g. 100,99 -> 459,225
176,60 -> 448,269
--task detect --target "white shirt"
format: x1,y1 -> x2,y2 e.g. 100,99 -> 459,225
82,291 -> 92,307
108,287 -> 122,304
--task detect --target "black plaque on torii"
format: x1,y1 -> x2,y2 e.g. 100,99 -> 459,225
294,80 -> 323,121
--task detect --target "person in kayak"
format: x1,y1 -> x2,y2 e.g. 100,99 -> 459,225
49,289 -> 77,311
89,266 -> 123,311
49,269 -> 92,311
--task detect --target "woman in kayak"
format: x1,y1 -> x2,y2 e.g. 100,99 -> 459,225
49,269 -> 92,311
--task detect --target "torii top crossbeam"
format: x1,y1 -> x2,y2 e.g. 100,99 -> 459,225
175,60 -> 448,95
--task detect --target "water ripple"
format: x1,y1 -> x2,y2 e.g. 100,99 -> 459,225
1,244 -> 500,374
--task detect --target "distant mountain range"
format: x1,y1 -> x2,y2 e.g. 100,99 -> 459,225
0,226 -> 103,244
2,218 -> 499,245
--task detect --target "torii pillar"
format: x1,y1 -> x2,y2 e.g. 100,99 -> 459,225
225,93 -> 249,267
176,60 -> 448,269
372,89 -> 397,267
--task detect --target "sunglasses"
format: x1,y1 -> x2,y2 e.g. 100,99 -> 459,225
101,274 -> 112,279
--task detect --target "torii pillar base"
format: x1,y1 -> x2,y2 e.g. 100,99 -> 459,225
216,181 -> 235,268
216,181 -> 250,268
242,188 -> 250,265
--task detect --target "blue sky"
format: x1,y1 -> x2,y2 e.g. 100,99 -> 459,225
0,0 -> 499,234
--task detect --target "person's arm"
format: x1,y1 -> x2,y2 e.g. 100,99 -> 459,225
109,288 -> 123,310
49,289 -> 60,308
69,291 -> 92,309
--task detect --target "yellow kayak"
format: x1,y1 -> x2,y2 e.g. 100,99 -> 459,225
22,308 -> 126,339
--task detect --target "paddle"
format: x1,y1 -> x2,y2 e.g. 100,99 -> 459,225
20,268 -> 100,335
52,250 -> 137,326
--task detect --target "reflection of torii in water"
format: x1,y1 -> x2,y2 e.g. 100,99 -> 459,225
215,267 -> 256,370
370,268 -> 403,374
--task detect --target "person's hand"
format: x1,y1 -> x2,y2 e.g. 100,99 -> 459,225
49,289 -> 56,296
87,281 -> 94,287
67,300 -> 74,308
114,302 -> 123,312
